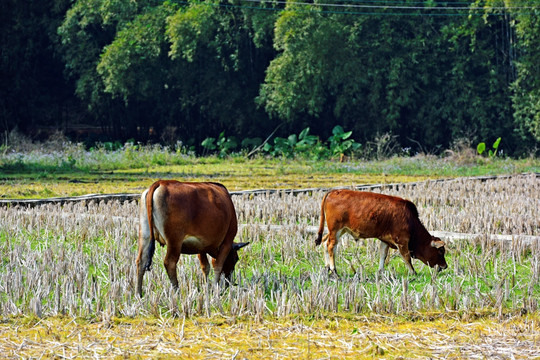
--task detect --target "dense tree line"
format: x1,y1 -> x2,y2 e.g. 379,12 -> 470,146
1,0 -> 539,155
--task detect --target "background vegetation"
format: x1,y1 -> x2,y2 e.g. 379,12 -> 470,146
1,0 -> 540,156
1,132 -> 539,199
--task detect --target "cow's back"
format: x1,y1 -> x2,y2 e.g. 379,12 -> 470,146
155,181 -> 235,222
324,190 -> 417,239
148,181 -> 237,253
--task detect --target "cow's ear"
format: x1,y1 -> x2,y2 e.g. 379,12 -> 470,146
233,242 -> 250,250
430,240 -> 445,249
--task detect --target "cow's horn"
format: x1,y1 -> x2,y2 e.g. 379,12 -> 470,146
233,242 -> 250,250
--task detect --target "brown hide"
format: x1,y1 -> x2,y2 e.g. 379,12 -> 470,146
315,190 -> 447,275
136,181 -> 248,296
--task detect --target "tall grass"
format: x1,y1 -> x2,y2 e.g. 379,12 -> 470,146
1,141 -> 193,172
2,131 -> 539,176
0,175 -> 538,320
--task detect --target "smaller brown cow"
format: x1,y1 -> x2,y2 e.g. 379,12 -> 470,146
136,181 -> 249,297
315,190 -> 447,275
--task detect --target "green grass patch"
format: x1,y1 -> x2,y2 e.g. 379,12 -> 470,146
2,153 -> 539,198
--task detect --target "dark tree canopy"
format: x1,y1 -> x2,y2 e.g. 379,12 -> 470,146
1,0 -> 539,154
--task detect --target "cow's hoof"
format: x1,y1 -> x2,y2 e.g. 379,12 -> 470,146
328,269 -> 340,280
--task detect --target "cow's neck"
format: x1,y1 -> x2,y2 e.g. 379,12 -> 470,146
410,219 -> 431,249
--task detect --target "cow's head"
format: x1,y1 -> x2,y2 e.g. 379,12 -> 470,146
222,242 -> 250,281
414,236 -> 447,271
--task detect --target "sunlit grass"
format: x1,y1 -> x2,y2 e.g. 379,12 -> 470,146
0,159 -> 432,198
1,313 -> 538,358
2,138 -> 539,198
2,150 -> 539,198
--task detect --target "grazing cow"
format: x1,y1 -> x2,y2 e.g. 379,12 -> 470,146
315,190 -> 447,276
136,180 -> 249,297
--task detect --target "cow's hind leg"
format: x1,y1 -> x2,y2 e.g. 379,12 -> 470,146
198,253 -> 211,282
325,232 -> 340,278
164,245 -> 182,291
378,241 -> 389,272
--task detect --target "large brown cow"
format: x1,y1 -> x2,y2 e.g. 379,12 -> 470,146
136,181 -> 249,297
315,190 -> 447,276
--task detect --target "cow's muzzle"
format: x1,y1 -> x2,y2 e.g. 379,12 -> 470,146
436,264 -> 447,272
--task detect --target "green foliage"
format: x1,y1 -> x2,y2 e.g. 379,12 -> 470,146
55,0 -> 276,142
97,4 -> 177,102
477,137 -> 502,157
200,125 -> 367,159
258,9 -> 356,121
328,125 -> 361,157
507,0 -> 540,142
4,0 -> 540,155
492,137 -> 502,155
58,0 -> 141,101
262,127 -> 322,158
201,137 -> 217,151
290,127 -> 319,152
201,132 -> 238,157
476,142 -> 486,155
258,126 -> 362,160
241,138 -> 263,150
256,4 -> 531,153
166,2 -> 217,62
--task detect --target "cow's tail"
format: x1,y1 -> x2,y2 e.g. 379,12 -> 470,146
315,192 -> 330,246
143,181 -> 161,271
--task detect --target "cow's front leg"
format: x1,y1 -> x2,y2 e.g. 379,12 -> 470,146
212,241 -> 233,285
198,253 -> 211,282
397,242 -> 416,275
164,246 -> 181,291
378,241 -> 389,272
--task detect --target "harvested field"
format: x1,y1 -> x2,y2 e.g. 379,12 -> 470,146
0,174 -> 539,358
1,314 -> 539,359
